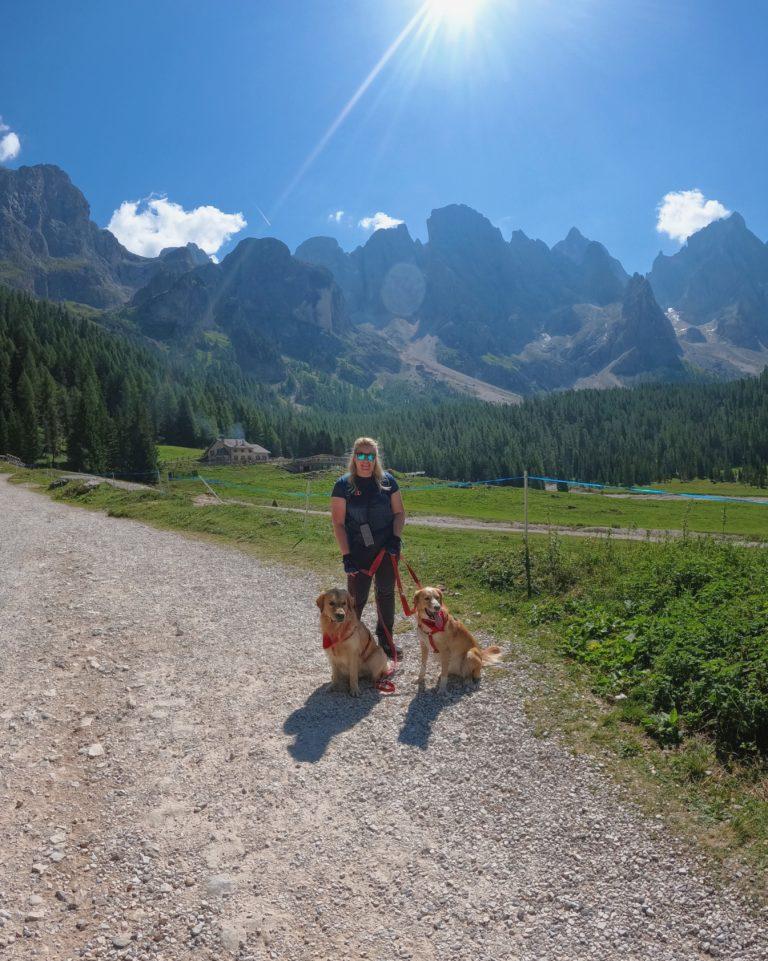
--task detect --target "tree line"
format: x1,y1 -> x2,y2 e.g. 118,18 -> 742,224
2,285 -> 768,486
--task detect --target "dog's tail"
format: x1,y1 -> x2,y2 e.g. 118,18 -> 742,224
466,644 -> 503,672
479,644 -> 503,665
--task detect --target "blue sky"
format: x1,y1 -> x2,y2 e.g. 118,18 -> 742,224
2,0 -> 767,272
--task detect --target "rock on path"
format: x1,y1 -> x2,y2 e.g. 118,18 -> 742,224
0,474 -> 765,961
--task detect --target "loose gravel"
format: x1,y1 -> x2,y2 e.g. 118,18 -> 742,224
1,474 -> 766,961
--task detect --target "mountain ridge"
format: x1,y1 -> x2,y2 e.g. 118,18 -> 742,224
1,163 -> 767,398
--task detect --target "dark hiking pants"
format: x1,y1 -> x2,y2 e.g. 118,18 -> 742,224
346,547 -> 397,658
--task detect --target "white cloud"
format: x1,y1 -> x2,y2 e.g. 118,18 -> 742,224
358,211 -> 404,232
656,189 -> 730,244
106,196 -> 246,258
328,209 -> 345,223
0,117 -> 21,162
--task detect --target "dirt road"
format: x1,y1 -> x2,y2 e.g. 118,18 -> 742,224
1,475 -> 765,960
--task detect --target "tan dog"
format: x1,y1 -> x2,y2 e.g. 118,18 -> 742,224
413,587 -> 502,693
315,588 -> 389,696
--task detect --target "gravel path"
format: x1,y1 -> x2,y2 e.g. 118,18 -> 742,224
1,474 -> 766,961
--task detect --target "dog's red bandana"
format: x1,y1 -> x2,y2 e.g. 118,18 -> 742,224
323,620 -> 354,650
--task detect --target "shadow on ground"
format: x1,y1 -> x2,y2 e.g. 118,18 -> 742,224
283,683 -> 379,762
398,682 -> 478,750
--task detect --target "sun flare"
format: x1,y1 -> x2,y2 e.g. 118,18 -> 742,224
425,0 -> 486,30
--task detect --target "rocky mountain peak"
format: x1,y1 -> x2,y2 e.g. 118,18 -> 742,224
158,242 -> 210,267
426,204 -> 505,253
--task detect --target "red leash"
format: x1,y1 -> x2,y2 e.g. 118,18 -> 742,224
351,550 -> 398,693
349,550 -> 427,693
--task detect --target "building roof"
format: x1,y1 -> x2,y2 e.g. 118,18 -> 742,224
207,439 -> 270,454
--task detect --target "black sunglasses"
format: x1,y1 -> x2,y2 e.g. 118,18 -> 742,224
355,452 -> 376,462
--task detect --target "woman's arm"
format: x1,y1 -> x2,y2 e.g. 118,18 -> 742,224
331,496 -> 350,554
391,490 -> 405,537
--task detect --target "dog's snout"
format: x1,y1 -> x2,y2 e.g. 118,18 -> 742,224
333,608 -> 346,621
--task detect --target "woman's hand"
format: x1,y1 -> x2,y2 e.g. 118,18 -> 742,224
342,554 -> 360,575
385,535 -> 402,557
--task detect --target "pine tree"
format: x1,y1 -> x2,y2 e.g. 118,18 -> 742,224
16,367 -> 40,465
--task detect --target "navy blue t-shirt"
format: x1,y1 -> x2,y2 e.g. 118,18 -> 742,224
332,472 -> 399,551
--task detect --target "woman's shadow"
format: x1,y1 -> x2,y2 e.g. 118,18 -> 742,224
283,683 -> 379,763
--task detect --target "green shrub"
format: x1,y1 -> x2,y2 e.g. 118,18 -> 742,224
522,537 -> 768,758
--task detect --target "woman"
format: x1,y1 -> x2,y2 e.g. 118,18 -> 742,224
331,437 -> 406,661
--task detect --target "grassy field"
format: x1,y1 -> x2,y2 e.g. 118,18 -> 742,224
156,461 -> 768,540
2,460 -> 766,895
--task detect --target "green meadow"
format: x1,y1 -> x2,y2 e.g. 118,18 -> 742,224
156,448 -> 768,540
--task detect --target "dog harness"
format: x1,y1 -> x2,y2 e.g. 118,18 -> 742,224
419,608 -> 447,653
322,621 -> 377,662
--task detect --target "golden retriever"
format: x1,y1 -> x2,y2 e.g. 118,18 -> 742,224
315,588 -> 389,696
413,587 -> 502,693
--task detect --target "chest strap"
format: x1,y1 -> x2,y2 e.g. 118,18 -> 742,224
419,609 -> 446,652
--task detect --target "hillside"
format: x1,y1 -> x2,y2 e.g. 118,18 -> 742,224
4,283 -> 768,486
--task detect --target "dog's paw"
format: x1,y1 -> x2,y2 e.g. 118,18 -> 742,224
349,686 -> 361,698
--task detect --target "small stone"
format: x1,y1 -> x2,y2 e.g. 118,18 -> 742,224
31,864 -> 46,875
113,933 -> 132,948
205,875 -> 235,898
25,911 -> 46,922
80,743 -> 104,758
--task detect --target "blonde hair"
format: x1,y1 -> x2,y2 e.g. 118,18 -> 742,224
347,436 -> 390,489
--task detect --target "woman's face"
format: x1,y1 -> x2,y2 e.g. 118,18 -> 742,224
355,445 -> 376,478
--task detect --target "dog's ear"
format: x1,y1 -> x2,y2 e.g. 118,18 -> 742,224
315,592 -> 326,609
436,586 -> 444,602
413,588 -> 425,607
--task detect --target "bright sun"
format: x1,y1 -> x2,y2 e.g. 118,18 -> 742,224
425,0 -> 486,30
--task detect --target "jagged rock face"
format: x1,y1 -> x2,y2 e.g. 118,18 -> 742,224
609,274 -> 683,376
0,164 -> 165,306
295,236 -> 363,310
648,213 -> 768,347
680,325 -> 706,344
715,299 -> 767,351
552,227 -> 628,306
295,207 -> 632,360
129,236 -> 356,381
420,204 -> 537,352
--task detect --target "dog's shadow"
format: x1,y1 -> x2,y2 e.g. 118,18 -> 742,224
398,681 -> 478,750
283,684 -> 379,763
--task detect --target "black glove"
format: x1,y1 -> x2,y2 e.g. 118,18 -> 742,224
386,535 -> 402,557
342,554 -> 360,575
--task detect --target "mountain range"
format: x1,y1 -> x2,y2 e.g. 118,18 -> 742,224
2,163 -> 767,401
